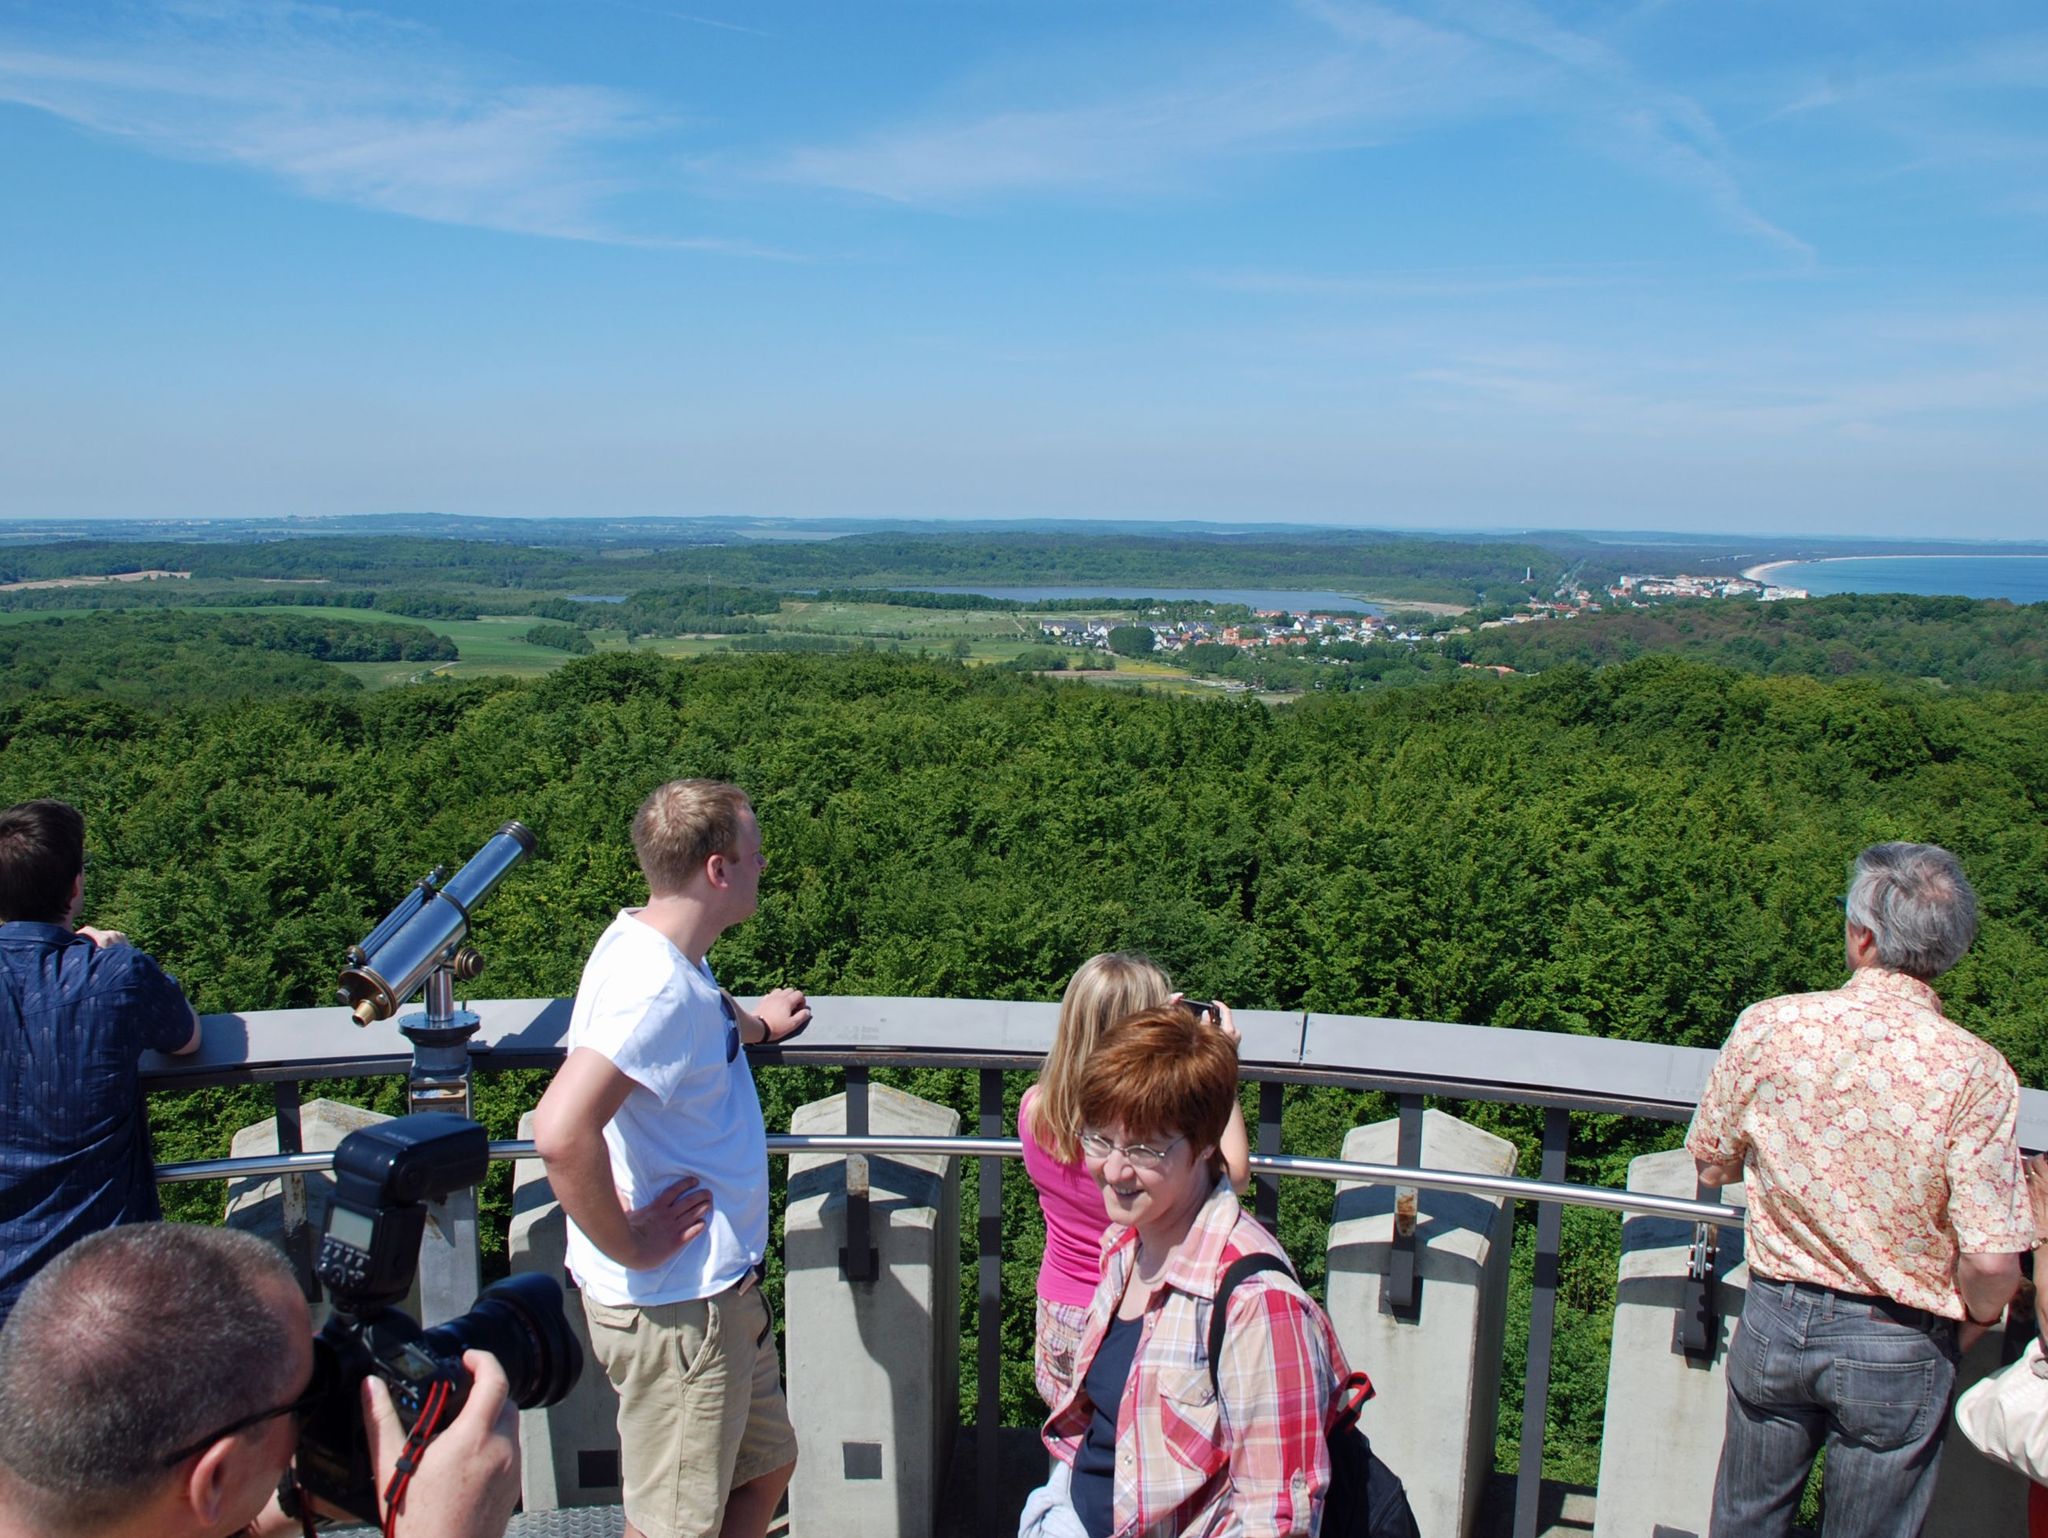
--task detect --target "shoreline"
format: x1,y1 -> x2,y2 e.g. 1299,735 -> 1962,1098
1740,553 -> 2048,582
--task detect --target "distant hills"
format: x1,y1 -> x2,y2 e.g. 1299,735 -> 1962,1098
2,512 -> 2045,567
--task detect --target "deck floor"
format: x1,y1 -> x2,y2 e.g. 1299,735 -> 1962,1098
497,1428 -> 1604,1538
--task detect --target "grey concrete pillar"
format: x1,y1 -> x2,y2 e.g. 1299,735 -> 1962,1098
1327,1108 -> 1517,1538
1593,1149 -> 1747,1538
1927,1326 -> 2030,1535
785,1084 -> 961,1538
225,1098 -> 418,1326
507,1111 -> 624,1511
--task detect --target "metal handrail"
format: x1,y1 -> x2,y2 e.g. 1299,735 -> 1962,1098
145,1004 -> 1772,1538
157,1131 -> 1746,1228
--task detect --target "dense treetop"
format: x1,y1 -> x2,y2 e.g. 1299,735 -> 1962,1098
1465,593 -> 2048,690
8,650 -> 2040,1081
0,612 -> 453,706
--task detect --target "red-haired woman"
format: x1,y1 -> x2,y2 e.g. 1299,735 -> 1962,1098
1020,1004 -> 1349,1538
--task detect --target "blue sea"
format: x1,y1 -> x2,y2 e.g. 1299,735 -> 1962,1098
910,585 -> 1382,614
1758,556 -> 2048,605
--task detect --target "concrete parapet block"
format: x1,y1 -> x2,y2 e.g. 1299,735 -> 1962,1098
508,1111 -> 623,1512
1327,1108 -> 1517,1538
224,1098 -> 416,1326
786,1085 -> 962,1538
1592,1148 -> 1747,1538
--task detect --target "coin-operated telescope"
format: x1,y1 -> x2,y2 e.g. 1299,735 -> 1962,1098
334,821 -> 535,1318
337,820 -> 534,1119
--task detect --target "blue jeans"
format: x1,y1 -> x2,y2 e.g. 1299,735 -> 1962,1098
1711,1276 -> 1960,1538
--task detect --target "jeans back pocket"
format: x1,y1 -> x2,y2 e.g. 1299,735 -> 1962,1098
1828,1354 -> 1938,1451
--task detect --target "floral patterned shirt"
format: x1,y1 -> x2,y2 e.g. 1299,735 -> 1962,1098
1042,1180 -> 1346,1537
1686,966 -> 2032,1317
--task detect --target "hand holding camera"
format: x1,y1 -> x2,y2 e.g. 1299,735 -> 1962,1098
1178,995 -> 1239,1047
360,1348 -> 521,1538
294,1114 -> 582,1525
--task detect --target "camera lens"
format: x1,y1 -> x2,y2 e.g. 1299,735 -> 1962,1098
418,1273 -> 583,1409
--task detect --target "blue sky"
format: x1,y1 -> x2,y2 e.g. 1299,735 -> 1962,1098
1,1 -> 2043,537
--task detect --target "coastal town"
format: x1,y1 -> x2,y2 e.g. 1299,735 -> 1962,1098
1036,569 -> 1813,661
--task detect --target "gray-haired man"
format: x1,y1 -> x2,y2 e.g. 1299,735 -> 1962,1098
1687,842 -> 2034,1538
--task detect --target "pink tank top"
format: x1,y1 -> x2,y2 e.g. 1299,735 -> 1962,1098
1020,1086 -> 1111,1306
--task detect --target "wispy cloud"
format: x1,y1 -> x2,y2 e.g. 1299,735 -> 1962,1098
1407,317 -> 2048,439
765,9 -> 1507,203
0,1 -> 775,251
1404,0 -> 1812,259
583,0 -> 776,42
760,0 -> 1809,261
1760,32 -> 2048,212
1194,263 -> 1649,300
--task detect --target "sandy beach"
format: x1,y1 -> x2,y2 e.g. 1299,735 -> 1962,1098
1742,553 -> 2048,582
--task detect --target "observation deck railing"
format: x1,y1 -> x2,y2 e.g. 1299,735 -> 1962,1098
142,998 -> 2048,1538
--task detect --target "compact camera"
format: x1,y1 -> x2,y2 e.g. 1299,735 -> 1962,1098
293,1113 -> 582,1522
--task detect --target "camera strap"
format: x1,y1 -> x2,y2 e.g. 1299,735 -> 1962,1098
379,1378 -> 457,1538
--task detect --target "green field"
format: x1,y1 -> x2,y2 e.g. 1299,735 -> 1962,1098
0,598 -> 1221,691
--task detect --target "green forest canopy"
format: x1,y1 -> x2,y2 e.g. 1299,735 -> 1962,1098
1465,592 -> 2048,690
5,651 -> 2044,1479
0,611 -> 457,705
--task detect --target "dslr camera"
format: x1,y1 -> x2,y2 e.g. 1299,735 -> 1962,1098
294,1113 -> 582,1522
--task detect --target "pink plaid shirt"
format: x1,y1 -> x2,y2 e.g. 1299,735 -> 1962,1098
1042,1180 -> 1348,1538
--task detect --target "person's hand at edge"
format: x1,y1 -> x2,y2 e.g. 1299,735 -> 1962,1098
1211,1001 -> 1240,1048
77,925 -> 127,947
361,1349 -> 521,1538
1172,992 -> 1238,1048
623,1174 -> 714,1270
745,985 -> 812,1045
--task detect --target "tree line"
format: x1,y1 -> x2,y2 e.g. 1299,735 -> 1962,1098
0,612 -> 455,706
0,529 -> 1569,607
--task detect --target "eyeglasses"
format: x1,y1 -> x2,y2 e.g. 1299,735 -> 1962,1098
159,1378 -> 321,1468
1077,1131 -> 1185,1171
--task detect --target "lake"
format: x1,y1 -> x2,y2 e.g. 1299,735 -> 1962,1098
910,585 -> 1383,614
1754,556 -> 2048,605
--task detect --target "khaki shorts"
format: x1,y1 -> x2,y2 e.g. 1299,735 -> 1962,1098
584,1279 -> 799,1538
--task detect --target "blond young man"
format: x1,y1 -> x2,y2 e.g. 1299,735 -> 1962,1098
532,781 -> 809,1538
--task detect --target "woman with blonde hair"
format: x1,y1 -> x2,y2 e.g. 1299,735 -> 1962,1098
1021,953 -> 1250,1407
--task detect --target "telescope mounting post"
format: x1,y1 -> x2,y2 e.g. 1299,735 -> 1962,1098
400,965 -> 482,1324
334,821 -> 535,1325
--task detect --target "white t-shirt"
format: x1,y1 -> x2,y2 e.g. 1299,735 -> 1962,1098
560,910 -> 769,1307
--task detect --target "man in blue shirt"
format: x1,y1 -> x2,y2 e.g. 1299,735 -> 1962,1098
0,800 -> 200,1328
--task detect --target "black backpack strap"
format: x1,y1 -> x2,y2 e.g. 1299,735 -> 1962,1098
1207,1252 -> 1297,1397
